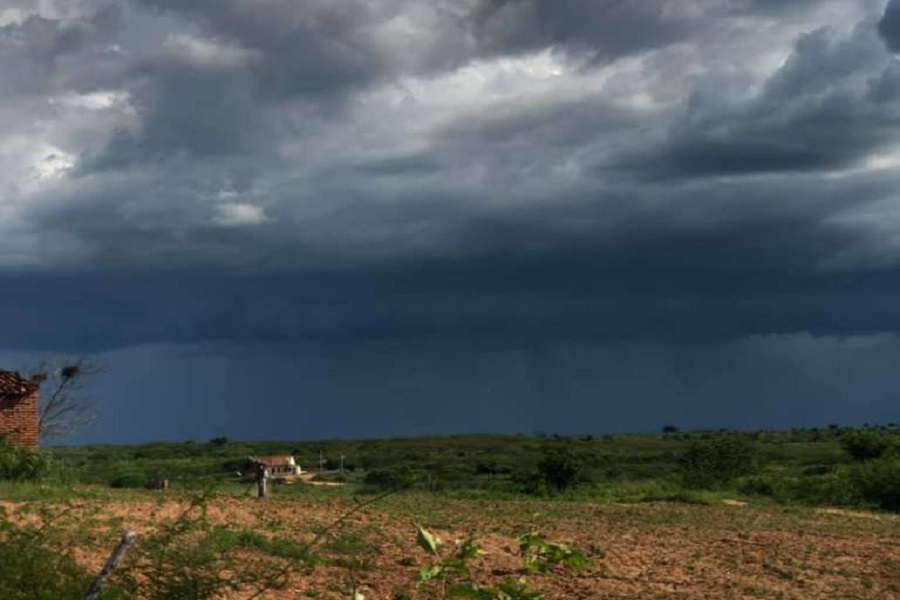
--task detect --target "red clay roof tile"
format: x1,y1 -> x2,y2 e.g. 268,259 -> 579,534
0,370 -> 39,397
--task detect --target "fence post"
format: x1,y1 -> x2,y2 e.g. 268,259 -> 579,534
83,530 -> 137,600
256,462 -> 269,498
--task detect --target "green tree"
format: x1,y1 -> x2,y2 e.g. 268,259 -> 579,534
537,444 -> 586,492
679,435 -> 756,489
841,429 -> 894,461
851,458 -> 900,511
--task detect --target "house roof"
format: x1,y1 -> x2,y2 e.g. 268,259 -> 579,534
0,370 -> 39,397
252,456 -> 296,467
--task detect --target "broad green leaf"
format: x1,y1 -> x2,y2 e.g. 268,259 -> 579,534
518,532 -> 544,554
497,578 -> 543,600
416,524 -> 441,555
417,565 -> 442,583
455,538 -> 483,561
441,557 -> 471,576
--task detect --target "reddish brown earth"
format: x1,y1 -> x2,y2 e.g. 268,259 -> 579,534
8,493 -> 900,599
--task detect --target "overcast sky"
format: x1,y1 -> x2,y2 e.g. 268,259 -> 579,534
3,0 -> 900,443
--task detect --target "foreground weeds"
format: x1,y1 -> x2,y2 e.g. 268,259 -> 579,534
0,490 -> 592,600
1,486 -> 898,599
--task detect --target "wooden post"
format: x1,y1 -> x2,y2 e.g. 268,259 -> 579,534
83,530 -> 137,600
256,461 -> 269,498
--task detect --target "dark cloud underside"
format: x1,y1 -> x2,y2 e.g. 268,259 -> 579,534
2,1 -> 900,440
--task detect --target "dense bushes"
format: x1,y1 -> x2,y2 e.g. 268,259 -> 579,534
20,428 -> 900,513
109,471 -> 148,489
0,514 -> 95,600
850,458 -> 900,511
679,436 -> 757,489
0,440 -> 50,481
737,459 -> 900,512
509,444 -> 590,495
510,469 -> 544,495
362,467 -> 414,491
841,430 -> 896,461
737,471 -> 862,507
0,496 -> 309,600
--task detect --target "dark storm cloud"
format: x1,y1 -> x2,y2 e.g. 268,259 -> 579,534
4,0 -> 900,354
0,5 -> 119,59
129,0 -> 478,105
7,0 -> 900,442
0,5 -> 123,98
879,0 -> 900,52
88,48 -> 265,168
135,0 -> 397,97
354,153 -> 441,177
469,0 -> 841,62
84,0 -> 469,168
5,171 -> 900,355
614,21 -> 899,179
470,0 -> 696,60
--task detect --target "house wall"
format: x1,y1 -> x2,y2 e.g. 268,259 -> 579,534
0,390 -> 39,448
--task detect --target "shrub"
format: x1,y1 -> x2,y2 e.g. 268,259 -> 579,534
361,467 -> 413,492
797,471 -> 863,507
0,511 -> 95,600
736,474 -> 796,501
0,440 -> 50,481
112,498 -> 296,599
109,471 -> 148,489
221,458 -> 251,474
679,436 -> 757,489
510,470 -> 543,495
537,444 -> 588,492
851,458 -> 900,511
738,470 -> 866,508
841,430 -> 895,462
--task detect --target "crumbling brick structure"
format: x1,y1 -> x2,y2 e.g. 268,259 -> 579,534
0,370 -> 40,448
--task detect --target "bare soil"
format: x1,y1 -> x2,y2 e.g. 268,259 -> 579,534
14,493 -> 900,599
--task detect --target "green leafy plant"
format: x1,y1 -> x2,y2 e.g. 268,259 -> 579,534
411,524 -> 589,599
518,532 -> 589,573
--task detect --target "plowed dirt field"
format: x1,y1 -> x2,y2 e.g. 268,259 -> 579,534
9,493 -> 900,599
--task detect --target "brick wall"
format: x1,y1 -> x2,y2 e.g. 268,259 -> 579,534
0,390 -> 39,448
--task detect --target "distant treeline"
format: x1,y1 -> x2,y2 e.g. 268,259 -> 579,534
28,425 -> 895,511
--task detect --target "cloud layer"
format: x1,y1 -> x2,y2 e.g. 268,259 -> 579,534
3,0 -> 900,345
3,1 -> 900,439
